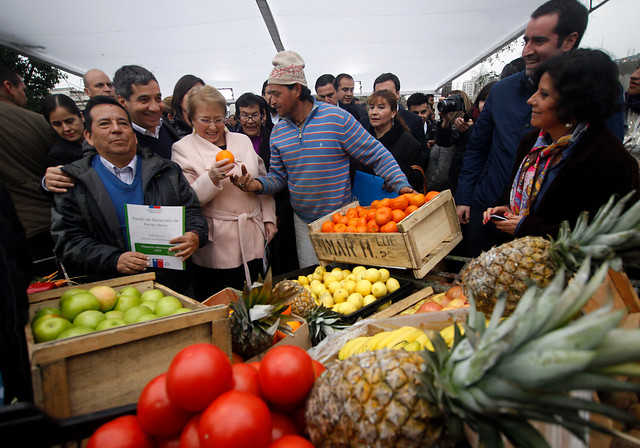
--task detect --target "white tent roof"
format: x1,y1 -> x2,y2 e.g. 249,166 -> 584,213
0,0 -> 635,99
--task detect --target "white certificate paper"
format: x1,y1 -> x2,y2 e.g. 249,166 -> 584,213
125,204 -> 186,270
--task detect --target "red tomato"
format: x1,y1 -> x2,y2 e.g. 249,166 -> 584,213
267,435 -> 315,448
166,343 -> 233,412
87,415 -> 154,448
137,373 -> 192,438
270,411 -> 299,441
156,436 -> 180,448
259,346 -> 315,405
247,361 -> 261,371
180,413 -> 202,448
232,363 -> 263,398
199,390 -> 271,448
312,360 -> 326,380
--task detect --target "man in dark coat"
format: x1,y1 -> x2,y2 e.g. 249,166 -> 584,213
51,96 -> 207,296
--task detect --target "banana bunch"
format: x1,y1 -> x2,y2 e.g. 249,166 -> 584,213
338,326 -> 430,360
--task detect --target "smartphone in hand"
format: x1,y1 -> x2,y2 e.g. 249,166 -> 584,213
490,214 -> 507,221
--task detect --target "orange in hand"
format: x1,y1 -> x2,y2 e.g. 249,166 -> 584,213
374,207 -> 393,226
380,221 -> 398,233
321,221 -> 335,233
216,150 -> 235,163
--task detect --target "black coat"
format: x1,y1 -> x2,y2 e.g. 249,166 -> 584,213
426,121 -> 472,194
508,122 -> 639,238
398,105 -> 429,150
51,147 -> 208,291
48,137 -> 84,166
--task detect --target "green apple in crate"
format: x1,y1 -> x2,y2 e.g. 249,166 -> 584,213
73,310 -> 106,329
57,325 -> 94,339
114,294 -> 141,312
118,286 -> 141,299
155,296 -> 183,317
33,317 -> 73,343
95,318 -> 126,331
88,285 -> 118,312
60,292 -> 100,321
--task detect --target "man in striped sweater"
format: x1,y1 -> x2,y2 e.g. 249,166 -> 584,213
232,51 -> 414,268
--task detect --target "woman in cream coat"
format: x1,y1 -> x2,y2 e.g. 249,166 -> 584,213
172,85 -> 276,300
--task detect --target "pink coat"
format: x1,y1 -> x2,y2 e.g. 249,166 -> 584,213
171,131 -> 276,275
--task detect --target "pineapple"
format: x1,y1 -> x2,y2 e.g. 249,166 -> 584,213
304,305 -> 348,346
229,269 -> 301,359
462,191 -> 640,316
281,280 -> 316,319
306,260 -> 640,447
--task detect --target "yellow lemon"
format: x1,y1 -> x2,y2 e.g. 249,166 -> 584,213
340,302 -> 357,314
378,268 -> 390,283
371,281 -> 388,298
343,279 -> 357,294
355,279 -> 372,296
363,294 -> 377,306
310,283 -> 326,297
330,268 -> 344,281
323,274 -> 338,284
333,288 -> 349,303
347,293 -> 364,310
314,265 -> 326,275
297,275 -> 309,286
327,281 -> 342,295
386,278 -> 401,293
364,268 -> 381,283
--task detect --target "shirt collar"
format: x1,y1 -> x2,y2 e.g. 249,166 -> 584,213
98,154 -> 138,176
132,118 -> 163,138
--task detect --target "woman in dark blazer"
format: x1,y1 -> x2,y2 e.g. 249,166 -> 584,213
484,49 -> 639,239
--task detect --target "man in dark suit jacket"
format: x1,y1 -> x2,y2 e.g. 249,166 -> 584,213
113,65 -> 178,160
374,73 -> 428,150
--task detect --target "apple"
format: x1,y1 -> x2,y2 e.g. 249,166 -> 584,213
114,294 -> 141,313
155,296 -> 183,317
437,296 -> 452,307
59,288 -> 88,303
89,285 -> 118,312
33,317 -> 73,343
104,310 -> 124,319
140,289 -> 164,302
135,313 -> 157,323
123,305 -> 154,324
31,307 -> 63,327
60,292 -> 100,322
140,300 -> 157,313
57,325 -> 94,339
95,318 -> 126,331
73,310 -> 106,329
170,308 -> 190,315
446,298 -> 467,309
416,302 -> 443,314
118,286 -> 141,299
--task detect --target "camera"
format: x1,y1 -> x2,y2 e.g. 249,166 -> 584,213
437,94 -> 465,114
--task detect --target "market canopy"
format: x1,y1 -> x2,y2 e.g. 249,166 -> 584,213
0,0 -> 631,99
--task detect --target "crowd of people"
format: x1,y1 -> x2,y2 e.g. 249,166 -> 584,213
1,0 -> 640,402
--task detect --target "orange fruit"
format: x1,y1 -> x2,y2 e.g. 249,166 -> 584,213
333,223 -> 347,233
216,149 -> 235,163
391,209 -> 406,223
379,198 -> 391,208
390,195 -> 409,210
332,213 -> 348,225
345,208 -> 358,219
380,221 -> 398,233
282,305 -> 291,315
366,220 -> 380,233
345,225 -> 357,233
355,224 -> 368,233
425,191 -> 440,202
404,205 -> 418,215
347,218 -> 360,228
365,209 -> 376,221
370,200 -> 381,209
409,193 -> 426,207
356,206 -> 366,217
356,217 -> 367,227
321,221 -> 335,233
402,193 -> 416,202
288,321 -> 302,332
374,206 -> 393,226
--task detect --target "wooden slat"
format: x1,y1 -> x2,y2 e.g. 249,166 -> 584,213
40,359 -> 71,419
608,270 -> 640,312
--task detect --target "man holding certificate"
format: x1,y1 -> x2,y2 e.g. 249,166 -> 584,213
51,96 -> 208,296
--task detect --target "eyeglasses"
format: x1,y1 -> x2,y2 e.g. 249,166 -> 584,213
239,113 -> 262,123
195,117 -> 224,126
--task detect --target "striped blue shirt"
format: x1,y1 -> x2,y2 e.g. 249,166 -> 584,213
258,100 -> 410,223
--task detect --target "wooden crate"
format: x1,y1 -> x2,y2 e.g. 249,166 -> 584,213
308,190 -> 462,278
26,273 -> 231,419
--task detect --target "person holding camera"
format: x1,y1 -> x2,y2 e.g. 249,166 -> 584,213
426,90 -> 473,194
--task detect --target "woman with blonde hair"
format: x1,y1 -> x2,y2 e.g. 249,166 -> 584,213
171,85 -> 276,299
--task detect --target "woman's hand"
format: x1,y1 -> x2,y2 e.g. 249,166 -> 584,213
265,222 -> 277,243
208,159 -> 235,183
453,117 -> 473,133
483,206 -> 522,236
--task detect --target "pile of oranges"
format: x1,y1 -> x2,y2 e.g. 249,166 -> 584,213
321,191 -> 439,234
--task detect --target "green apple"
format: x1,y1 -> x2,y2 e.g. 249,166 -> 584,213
59,288 -> 88,303
118,286 -> 141,299
170,308 -> 190,315
33,317 -> 73,343
104,310 -> 124,319
31,307 -> 63,327
123,305 -> 153,324
95,318 -> 126,331
114,294 -> 141,313
140,300 -> 157,313
60,292 -> 100,322
140,289 -> 164,302
73,310 -> 106,329
155,296 -> 183,317
88,285 -> 118,312
57,325 -> 94,339
135,313 -> 157,323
